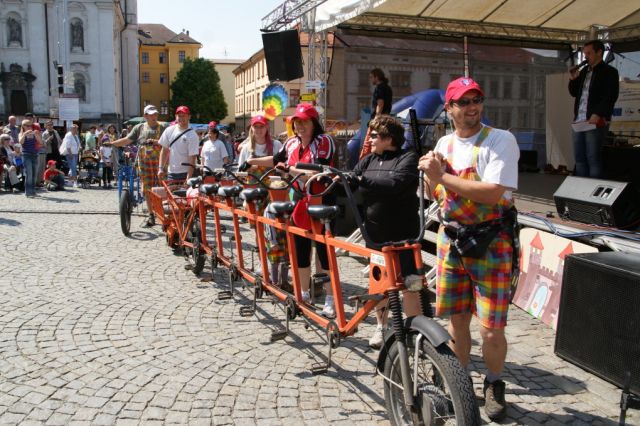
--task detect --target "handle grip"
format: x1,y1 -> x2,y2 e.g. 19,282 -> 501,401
294,162 -> 323,172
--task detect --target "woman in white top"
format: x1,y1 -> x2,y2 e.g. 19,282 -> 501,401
237,114 -> 283,175
200,126 -> 229,172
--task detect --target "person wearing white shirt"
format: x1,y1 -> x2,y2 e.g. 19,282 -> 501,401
158,105 -> 200,183
61,124 -> 81,187
237,114 -> 283,171
200,125 -> 229,172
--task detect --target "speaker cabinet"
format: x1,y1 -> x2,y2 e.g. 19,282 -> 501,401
553,176 -> 640,228
555,252 -> 640,395
262,30 -> 304,82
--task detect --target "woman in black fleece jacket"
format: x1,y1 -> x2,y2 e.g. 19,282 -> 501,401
351,115 -> 422,348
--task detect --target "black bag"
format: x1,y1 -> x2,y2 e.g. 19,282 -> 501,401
445,208 -> 517,259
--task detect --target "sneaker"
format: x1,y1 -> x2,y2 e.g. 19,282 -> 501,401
73,182 -> 78,188
483,378 -> 507,421
142,215 -> 155,228
301,291 -> 311,303
369,325 -> 385,349
321,296 -> 336,319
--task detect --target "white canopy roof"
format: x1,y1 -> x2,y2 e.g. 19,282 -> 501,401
294,0 -> 640,50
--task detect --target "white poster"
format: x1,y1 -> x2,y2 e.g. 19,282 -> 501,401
612,80 -> 640,122
59,96 -> 79,121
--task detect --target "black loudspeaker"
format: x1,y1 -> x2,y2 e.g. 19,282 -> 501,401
553,176 -> 640,228
555,252 -> 640,395
262,30 -> 304,82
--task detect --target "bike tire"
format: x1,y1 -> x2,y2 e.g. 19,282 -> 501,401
189,217 -> 205,275
119,189 -> 132,236
383,334 -> 480,426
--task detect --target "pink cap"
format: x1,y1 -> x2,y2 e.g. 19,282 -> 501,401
445,77 -> 484,104
175,105 -> 190,115
290,103 -> 319,121
251,115 -> 268,126
208,121 -> 218,129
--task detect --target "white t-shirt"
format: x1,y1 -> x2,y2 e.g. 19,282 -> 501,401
237,139 -> 283,166
200,138 -> 229,170
100,146 -> 112,164
158,125 -> 200,174
434,125 -> 519,199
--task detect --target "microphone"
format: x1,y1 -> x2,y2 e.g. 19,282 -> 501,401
570,59 -> 588,73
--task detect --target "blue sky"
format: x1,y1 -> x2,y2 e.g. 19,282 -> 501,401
138,0 -> 283,60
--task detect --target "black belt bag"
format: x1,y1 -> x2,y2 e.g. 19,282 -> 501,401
444,208 -> 517,259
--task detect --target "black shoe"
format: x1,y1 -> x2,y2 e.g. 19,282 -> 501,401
483,378 -> 507,421
142,215 -> 155,228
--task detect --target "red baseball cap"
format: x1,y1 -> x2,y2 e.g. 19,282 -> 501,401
250,115 -> 268,126
208,121 -> 217,129
290,103 -> 319,121
47,160 -> 56,166
175,105 -> 190,115
445,77 -> 484,104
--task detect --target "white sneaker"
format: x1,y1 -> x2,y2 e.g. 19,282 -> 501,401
301,291 -> 311,303
73,182 -> 78,188
369,325 -> 385,349
321,295 -> 336,319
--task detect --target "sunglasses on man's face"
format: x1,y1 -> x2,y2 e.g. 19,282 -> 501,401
452,96 -> 485,107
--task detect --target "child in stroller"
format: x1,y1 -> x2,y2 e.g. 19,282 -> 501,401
77,151 -> 101,188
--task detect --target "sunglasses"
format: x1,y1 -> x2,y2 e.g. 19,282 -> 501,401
452,96 -> 485,107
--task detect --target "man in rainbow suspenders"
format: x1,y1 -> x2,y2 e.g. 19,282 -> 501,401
419,77 -> 520,421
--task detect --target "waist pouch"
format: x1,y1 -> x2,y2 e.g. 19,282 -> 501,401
444,208 -> 517,259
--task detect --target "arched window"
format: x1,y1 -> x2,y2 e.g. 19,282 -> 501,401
6,14 -> 23,47
73,73 -> 86,102
70,18 -> 84,52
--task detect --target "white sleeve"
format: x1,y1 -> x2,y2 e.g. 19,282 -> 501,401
481,131 -> 519,190
220,141 -> 229,158
237,146 -> 249,165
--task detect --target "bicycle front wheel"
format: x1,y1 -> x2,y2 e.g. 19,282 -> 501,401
184,215 -> 205,275
383,333 -> 480,426
119,188 -> 132,236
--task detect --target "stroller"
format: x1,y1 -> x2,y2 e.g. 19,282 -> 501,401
77,152 -> 101,188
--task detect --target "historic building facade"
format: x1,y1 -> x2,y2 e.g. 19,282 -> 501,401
0,0 -> 139,123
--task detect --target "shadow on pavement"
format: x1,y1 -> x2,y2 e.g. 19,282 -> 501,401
0,217 -> 21,226
39,194 -> 81,203
128,230 -> 159,241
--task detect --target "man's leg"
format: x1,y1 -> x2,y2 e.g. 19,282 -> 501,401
479,326 -> 507,377
448,313 -> 473,367
572,130 -> 588,177
585,127 -> 607,178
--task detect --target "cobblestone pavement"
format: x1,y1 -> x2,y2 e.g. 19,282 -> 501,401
0,187 -> 636,425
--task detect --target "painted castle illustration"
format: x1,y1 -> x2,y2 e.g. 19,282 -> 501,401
514,232 -> 574,328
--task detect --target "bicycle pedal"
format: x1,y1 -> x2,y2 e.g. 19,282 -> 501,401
270,329 -> 287,342
217,291 -> 233,300
310,363 -> 328,375
239,307 -> 254,317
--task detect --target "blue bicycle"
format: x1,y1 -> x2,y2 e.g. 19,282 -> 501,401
117,145 -> 144,236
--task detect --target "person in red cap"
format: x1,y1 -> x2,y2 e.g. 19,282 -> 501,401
43,159 -> 65,190
419,76 -> 519,421
112,104 -> 168,226
158,105 -> 199,183
246,103 -> 337,318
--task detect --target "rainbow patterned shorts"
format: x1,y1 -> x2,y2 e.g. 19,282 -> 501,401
435,227 -> 513,329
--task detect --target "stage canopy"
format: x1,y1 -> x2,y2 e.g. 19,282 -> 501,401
262,0 -> 640,51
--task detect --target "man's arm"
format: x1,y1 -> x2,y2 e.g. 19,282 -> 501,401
111,136 -> 133,148
375,99 -> 385,116
186,155 -> 196,179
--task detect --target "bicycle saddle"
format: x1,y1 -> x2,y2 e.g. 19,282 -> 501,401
267,201 -> 295,216
199,183 -> 219,195
307,205 -> 340,221
172,189 -> 188,197
187,176 -> 202,188
240,188 -> 268,202
217,185 -> 242,198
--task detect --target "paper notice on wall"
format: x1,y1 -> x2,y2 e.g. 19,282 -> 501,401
59,96 -> 80,121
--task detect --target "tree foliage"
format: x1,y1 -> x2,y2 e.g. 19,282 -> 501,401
169,58 -> 227,123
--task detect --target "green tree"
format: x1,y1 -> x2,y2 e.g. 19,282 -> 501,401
169,58 -> 227,123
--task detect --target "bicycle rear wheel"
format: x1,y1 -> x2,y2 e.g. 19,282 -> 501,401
184,215 -> 205,275
383,333 -> 480,425
119,188 -> 132,236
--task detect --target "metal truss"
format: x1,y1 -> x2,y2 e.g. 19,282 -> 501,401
261,0 -> 328,32
602,23 -> 640,44
339,13 -> 589,46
